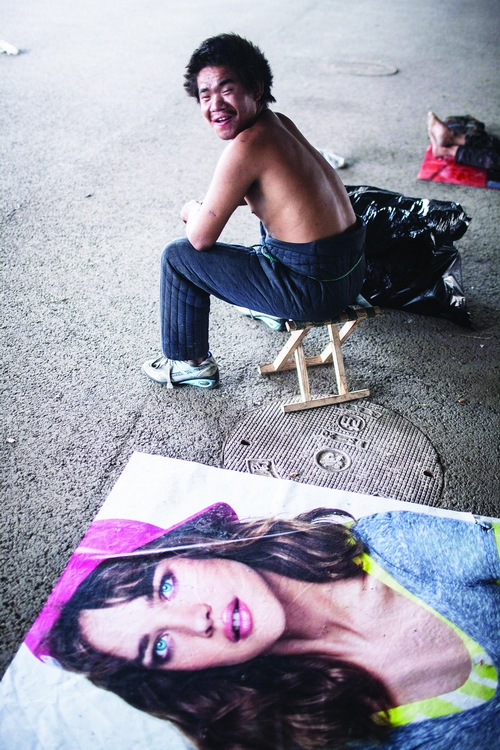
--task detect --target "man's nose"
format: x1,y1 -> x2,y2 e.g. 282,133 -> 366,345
211,91 -> 226,110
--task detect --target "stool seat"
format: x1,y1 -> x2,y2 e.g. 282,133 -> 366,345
258,295 -> 381,413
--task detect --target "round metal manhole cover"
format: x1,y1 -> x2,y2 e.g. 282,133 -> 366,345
222,402 -> 443,505
330,60 -> 398,76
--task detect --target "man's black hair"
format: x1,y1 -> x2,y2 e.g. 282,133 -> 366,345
184,33 -> 276,105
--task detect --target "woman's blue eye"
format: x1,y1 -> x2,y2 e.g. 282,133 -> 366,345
154,636 -> 169,659
160,574 -> 174,599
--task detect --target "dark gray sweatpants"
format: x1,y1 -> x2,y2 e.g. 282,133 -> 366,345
159,221 -> 366,360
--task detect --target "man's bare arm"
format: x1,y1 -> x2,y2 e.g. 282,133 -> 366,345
183,141 -> 257,250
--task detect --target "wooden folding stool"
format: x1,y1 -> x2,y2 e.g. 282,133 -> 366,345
258,295 -> 381,413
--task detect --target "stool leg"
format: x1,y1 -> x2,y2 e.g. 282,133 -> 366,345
258,328 -> 309,374
328,324 -> 348,395
293,342 -> 311,402
319,319 -> 361,363
339,318 -> 362,344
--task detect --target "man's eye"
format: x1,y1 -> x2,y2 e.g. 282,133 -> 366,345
160,574 -> 174,599
154,636 -> 169,659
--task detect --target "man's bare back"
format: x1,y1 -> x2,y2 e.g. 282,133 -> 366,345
242,110 -> 356,242
182,65 -> 356,250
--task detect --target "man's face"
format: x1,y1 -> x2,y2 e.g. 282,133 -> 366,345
196,66 -> 263,140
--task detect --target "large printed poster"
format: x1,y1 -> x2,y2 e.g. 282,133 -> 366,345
1,453 -> 499,750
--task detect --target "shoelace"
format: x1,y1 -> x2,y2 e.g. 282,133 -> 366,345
152,356 -> 174,389
165,358 -> 173,389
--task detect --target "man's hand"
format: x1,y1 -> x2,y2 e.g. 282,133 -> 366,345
180,200 -> 201,224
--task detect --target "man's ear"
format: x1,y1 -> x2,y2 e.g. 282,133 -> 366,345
254,80 -> 264,102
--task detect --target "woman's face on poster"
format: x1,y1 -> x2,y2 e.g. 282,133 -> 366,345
79,557 -> 286,670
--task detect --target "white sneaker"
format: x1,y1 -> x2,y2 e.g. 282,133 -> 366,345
142,354 -> 219,389
235,307 -> 286,331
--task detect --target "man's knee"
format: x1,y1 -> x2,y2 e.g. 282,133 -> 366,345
161,237 -> 192,264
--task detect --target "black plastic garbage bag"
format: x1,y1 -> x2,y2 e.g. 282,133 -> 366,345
347,185 -> 472,326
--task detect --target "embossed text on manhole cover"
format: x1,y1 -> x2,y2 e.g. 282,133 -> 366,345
315,448 -> 352,473
222,402 -> 443,505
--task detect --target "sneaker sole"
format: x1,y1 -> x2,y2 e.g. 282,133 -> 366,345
176,377 -> 219,389
142,360 -> 219,388
142,363 -> 219,389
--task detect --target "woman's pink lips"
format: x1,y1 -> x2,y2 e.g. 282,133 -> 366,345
222,598 -> 253,642
238,599 -> 252,639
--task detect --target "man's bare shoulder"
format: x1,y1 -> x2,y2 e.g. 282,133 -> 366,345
230,110 -> 285,152
232,110 -> 317,161
273,112 -> 296,130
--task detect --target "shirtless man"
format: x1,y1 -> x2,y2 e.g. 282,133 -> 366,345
143,33 -> 365,388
